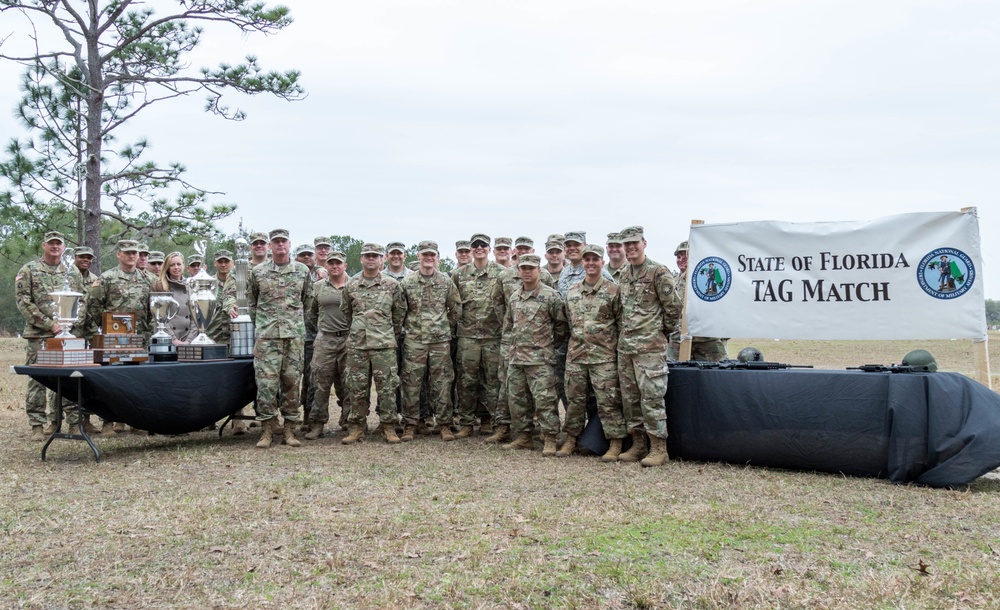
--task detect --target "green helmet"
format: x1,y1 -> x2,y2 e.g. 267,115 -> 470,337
901,349 -> 937,372
737,347 -> 764,363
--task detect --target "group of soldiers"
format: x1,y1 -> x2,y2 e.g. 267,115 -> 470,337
16,226 -> 728,466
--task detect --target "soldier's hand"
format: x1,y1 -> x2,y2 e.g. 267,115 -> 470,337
51,321 -> 63,334
229,306 -> 238,319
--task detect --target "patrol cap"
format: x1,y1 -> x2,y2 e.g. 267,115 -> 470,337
606,232 -> 623,245
455,240 -> 471,251
313,236 -> 333,247
249,231 -> 268,244
326,250 -> 347,263
293,244 -> 315,257
514,236 -> 534,248
674,241 -> 689,256
564,231 -> 586,244
43,230 -> 66,244
547,233 -> 565,243
361,242 -> 385,256
386,241 -> 406,254
621,225 -> 645,242
188,254 -> 204,265
582,244 -> 605,258
494,237 -> 512,248
406,260 -> 420,271
269,228 -> 290,242
117,239 -> 139,252
518,254 -> 541,268
418,240 -> 439,255
137,243 -> 150,254
470,233 -> 491,247
214,249 -> 234,261
148,250 -> 165,263
74,246 -> 94,258
545,239 -> 564,252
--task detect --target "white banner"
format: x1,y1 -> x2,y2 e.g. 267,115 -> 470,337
686,210 -> 987,340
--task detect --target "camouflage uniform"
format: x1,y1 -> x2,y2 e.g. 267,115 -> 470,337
506,282 -> 569,436
341,271 -> 406,427
667,270 -> 728,362
618,256 -> 681,439
399,268 -> 461,426
607,264 -> 627,284
306,276 -> 351,428
15,257 -> 88,426
85,266 -> 153,340
206,275 -> 232,345
451,259 -> 504,427
248,259 -> 314,423
565,276 -> 625,439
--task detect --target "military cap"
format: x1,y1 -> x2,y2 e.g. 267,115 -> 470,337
313,236 -> 333,247
406,260 -> 420,271
326,250 -> 347,263
214,249 -> 234,261
494,237 -> 512,248
547,233 -> 565,243
674,240 -> 689,255
564,231 -> 586,244
361,242 -> 385,256
620,225 -> 645,242
148,250 -> 165,263
269,228 -> 290,242
137,243 -> 150,254
249,231 -> 268,244
116,239 -> 139,252
293,244 -> 315,257
188,254 -> 204,265
545,239 -> 564,252
582,244 -> 605,258
470,233 -> 491,247
455,240 -> 471,251
44,230 -> 66,244
74,246 -> 94,258
606,232 -> 623,245
386,241 -> 406,254
514,236 -> 534,248
518,254 -> 541,268
418,240 -> 439,254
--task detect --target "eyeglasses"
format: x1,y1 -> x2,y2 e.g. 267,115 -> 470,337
471,242 -> 489,249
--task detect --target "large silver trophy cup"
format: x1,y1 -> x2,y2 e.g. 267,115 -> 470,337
229,237 -> 255,358
149,292 -> 180,362
48,250 -> 84,339
185,241 -> 219,346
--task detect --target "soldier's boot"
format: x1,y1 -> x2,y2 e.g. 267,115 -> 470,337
341,425 -> 365,445
400,425 -> 416,442
541,433 -> 559,457
255,419 -> 275,449
112,422 -> 126,434
454,425 -> 474,439
232,420 -> 247,436
101,421 -> 118,436
641,435 -> 669,468
303,423 -> 324,440
483,425 -> 510,444
82,417 -> 101,435
479,420 -> 494,436
42,422 -> 57,436
440,426 -> 456,442
382,423 -> 401,444
502,432 -> 533,450
619,430 -> 648,463
556,435 -> 577,458
282,423 -> 302,447
30,425 -> 45,442
601,438 -> 623,463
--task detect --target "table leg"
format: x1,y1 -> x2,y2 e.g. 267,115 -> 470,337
40,375 -> 101,463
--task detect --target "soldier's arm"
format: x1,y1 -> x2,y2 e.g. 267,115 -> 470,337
82,278 -> 105,338
391,283 -> 406,341
490,278 -> 507,328
14,266 -> 56,332
447,281 -> 461,337
305,280 -> 320,334
552,298 -> 570,347
222,275 -> 237,318
656,268 -> 682,336
301,270 -> 314,329
69,268 -> 88,335
247,271 -> 259,324
340,283 -> 354,329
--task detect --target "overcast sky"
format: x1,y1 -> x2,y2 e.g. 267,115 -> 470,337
2,1 -> 998,295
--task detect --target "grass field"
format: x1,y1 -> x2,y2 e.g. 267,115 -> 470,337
2,336 -> 999,609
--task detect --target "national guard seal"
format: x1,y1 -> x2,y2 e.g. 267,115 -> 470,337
692,256 -> 732,302
917,248 -> 974,300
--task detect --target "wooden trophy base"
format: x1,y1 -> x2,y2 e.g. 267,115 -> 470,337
178,344 -> 229,361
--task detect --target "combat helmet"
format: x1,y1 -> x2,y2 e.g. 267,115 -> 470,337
901,349 -> 937,372
737,347 -> 764,363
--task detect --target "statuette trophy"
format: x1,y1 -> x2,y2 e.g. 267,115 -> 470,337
229,237 -> 255,358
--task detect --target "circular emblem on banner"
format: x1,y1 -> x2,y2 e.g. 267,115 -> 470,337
917,248 -> 975,300
692,257 -> 732,302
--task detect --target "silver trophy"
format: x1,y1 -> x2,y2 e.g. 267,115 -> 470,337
186,240 -> 219,345
48,249 -> 84,339
230,237 -> 255,358
149,292 -> 180,361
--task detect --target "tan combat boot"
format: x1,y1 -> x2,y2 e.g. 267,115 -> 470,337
641,435 -> 669,467
601,438 -> 623,463
341,424 -> 365,445
82,417 -> 101,435
30,425 -> 45,442
479,420 -> 494,436
440,426 -> 455,441
43,422 -> 57,435
113,422 -> 126,434
556,434 -> 577,458
382,423 -> 401,444
502,432 -> 533,450
400,424 -> 416,442
256,418 -> 275,449
483,425 -> 510,444
232,420 -> 247,436
454,425 -> 474,439
541,433 -> 559,457
101,421 -> 117,436
618,430 -> 648,462
303,423 -> 324,440
283,422 -> 301,447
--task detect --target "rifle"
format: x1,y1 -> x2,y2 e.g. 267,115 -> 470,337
847,364 -> 931,373
719,361 -> 813,370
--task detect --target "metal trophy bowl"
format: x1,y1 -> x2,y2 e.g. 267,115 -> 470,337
49,249 -> 83,339
186,242 -> 219,346
149,292 -> 180,361
230,237 -> 255,358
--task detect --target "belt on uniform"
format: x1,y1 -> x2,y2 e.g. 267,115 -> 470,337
330,330 -> 348,337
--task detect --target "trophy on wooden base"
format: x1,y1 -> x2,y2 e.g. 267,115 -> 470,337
180,240 -> 229,360
37,249 -> 95,366
229,237 -> 255,359
149,292 -> 180,362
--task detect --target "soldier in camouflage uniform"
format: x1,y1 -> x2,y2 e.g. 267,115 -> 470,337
502,254 -> 569,456
493,237 -> 513,268
314,236 -> 333,270
617,226 -> 682,467
399,241 -> 461,441
340,243 -> 407,444
247,229 -> 314,449
205,249 -> 234,345
454,240 -> 472,268
15,231 -> 90,440
451,233 -> 504,437
563,245 -> 626,460
544,235 -> 565,284
146,251 -> 165,280
303,251 -> 351,439
136,243 -> 154,283
186,254 -> 204,278
73,246 -> 96,283
605,232 -> 627,283
294,243 -> 326,423
668,241 -> 728,362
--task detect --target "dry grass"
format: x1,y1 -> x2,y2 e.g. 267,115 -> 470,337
2,336 -> 1000,609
